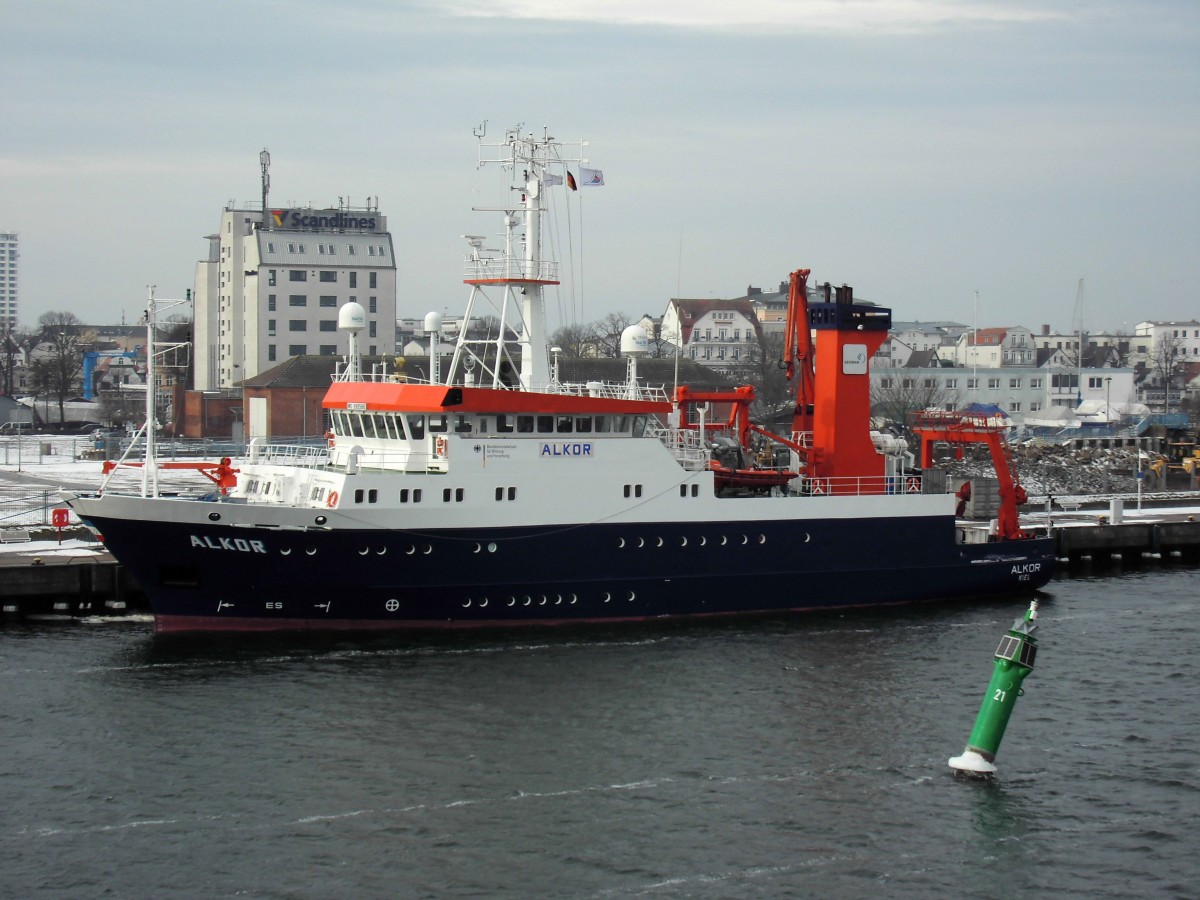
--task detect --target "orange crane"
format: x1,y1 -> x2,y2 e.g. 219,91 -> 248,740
910,410 -> 1030,540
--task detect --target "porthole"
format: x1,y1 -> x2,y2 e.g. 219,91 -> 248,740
539,596 -> 547,606
462,599 -> 472,608
406,545 -> 416,555
507,596 -> 516,607
523,596 -> 532,606
376,547 -> 387,556
473,543 -> 482,554
358,547 -> 370,556
618,537 -> 626,548
603,592 -> 611,603
306,547 -> 317,556
803,532 -> 811,543
741,535 -> 748,545
680,536 -> 687,546
555,595 -> 562,605
569,594 -> 578,604
208,512 -> 221,521
758,534 -> 767,544
699,536 -> 707,546
480,598 -> 489,608
422,545 -> 432,555
487,542 -> 497,553
637,537 -> 645,548
656,537 -> 663,547
315,515 -> 327,525
280,547 -> 292,556
720,536 -> 728,546
627,591 -> 636,602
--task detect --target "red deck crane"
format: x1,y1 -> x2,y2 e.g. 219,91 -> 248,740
910,410 -> 1030,540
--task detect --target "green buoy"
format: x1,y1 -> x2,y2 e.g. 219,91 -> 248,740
949,599 -> 1040,776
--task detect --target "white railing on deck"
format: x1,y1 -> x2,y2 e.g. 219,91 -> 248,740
248,443 -> 330,469
465,257 -> 559,282
647,425 -> 711,470
540,380 -> 670,403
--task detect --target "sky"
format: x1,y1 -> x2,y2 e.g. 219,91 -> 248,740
2,0 -> 1197,336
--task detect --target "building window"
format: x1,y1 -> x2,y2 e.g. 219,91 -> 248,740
266,242 -> 275,253
967,378 -> 978,389
319,345 -> 337,355
1088,376 -> 1103,388
1030,377 -> 1042,389
289,320 -> 307,331
268,294 -> 276,311
287,242 -> 296,253
369,272 -> 377,288
1010,402 -> 1021,412
347,245 -> 356,256
988,378 -> 1000,389
369,321 -> 377,338
288,344 -> 307,356
349,272 -> 357,288
320,295 -> 337,307
320,320 -> 337,331
289,295 -> 306,307
267,319 -> 276,336
945,378 -> 957,389
268,345 -> 276,361
368,246 -> 376,257
369,297 -> 377,313
1009,378 -> 1021,388
268,270 -> 276,286
289,270 -> 307,282
319,271 -> 337,282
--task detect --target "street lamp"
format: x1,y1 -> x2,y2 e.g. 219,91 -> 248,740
1105,376 -> 1112,428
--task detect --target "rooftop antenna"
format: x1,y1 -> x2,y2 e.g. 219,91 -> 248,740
259,149 -> 271,228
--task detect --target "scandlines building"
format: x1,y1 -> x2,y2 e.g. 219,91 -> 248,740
193,203 -> 397,391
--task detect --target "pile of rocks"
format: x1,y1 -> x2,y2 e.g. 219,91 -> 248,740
934,443 -> 1149,498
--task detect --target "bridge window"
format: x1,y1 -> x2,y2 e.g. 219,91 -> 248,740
537,416 -> 554,433
428,415 -> 448,433
453,415 -> 472,434
556,415 -> 574,433
517,416 -> 534,433
406,415 -> 425,439
496,415 -> 514,433
595,416 -> 611,433
576,417 -> 592,433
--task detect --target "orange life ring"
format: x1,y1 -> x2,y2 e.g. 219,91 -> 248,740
326,491 -> 339,508
435,436 -> 448,457
325,430 -> 335,448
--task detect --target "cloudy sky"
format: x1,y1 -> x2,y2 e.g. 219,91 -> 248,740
2,0 -> 1196,335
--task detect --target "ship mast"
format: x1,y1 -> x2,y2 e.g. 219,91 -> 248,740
448,123 -> 586,390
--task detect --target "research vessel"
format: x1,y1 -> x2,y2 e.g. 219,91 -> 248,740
66,126 -> 1055,632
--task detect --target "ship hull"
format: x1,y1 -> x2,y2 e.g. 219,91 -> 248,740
77,504 -> 1056,633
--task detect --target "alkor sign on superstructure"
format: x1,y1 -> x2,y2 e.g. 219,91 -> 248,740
269,208 -> 380,231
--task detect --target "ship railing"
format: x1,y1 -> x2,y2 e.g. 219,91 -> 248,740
800,474 -> 924,497
465,256 -> 559,283
646,425 -> 711,470
247,441 -> 331,469
541,380 -> 671,403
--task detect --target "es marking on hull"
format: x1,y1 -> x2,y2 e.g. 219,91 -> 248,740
540,443 -> 593,457
190,535 -> 268,553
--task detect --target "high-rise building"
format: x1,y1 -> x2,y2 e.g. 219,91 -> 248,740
193,204 -> 397,391
0,232 -> 17,330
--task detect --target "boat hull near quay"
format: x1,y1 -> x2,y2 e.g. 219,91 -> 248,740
73,494 -> 1055,633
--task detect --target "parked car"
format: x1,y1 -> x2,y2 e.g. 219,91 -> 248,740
0,421 -> 36,435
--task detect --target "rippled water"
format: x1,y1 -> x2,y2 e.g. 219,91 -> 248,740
2,568 -> 1198,898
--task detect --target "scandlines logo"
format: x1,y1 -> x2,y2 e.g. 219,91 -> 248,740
270,209 -> 286,227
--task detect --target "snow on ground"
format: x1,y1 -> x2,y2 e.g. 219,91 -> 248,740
0,538 -> 108,558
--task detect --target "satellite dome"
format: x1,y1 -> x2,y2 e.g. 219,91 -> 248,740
620,325 -> 650,358
338,302 -> 366,333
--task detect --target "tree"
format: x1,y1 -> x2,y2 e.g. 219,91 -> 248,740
1148,331 -> 1187,414
871,371 -> 962,430
30,311 -> 84,427
548,321 -> 596,358
592,312 -> 634,358
2,326 -> 37,397
725,330 -> 789,418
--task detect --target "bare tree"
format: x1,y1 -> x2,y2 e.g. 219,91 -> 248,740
549,321 -> 597,358
30,311 -> 84,427
1,325 -> 37,397
725,330 -> 789,418
592,312 -> 633,358
871,372 -> 962,429
1148,331 -> 1187,414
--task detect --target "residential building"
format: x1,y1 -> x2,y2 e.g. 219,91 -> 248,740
0,231 -> 17,330
661,297 -> 763,374
193,201 -> 397,391
954,326 -> 1036,368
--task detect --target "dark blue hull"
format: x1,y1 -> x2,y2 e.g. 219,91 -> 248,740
82,510 -> 1056,633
